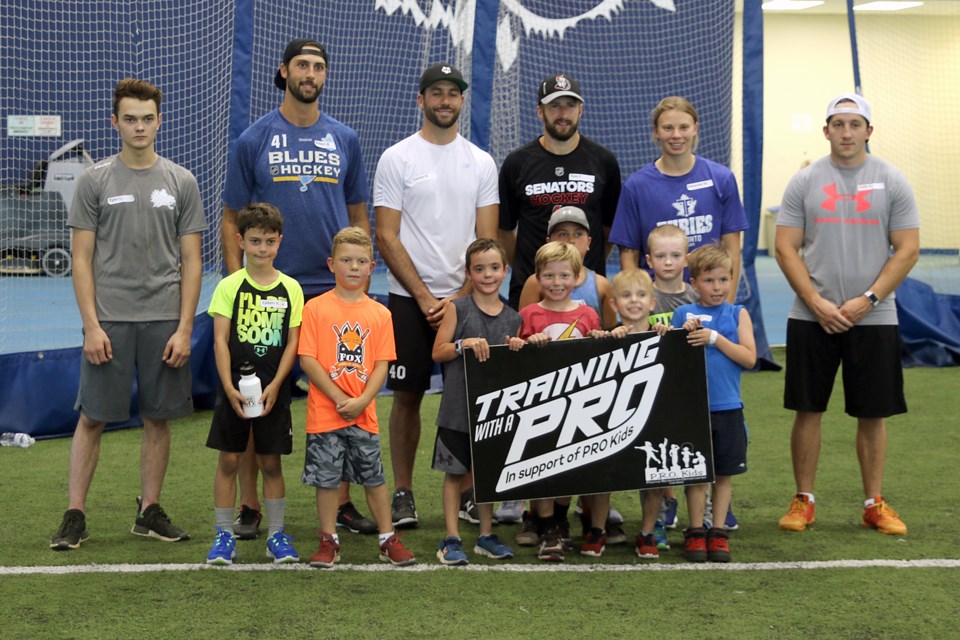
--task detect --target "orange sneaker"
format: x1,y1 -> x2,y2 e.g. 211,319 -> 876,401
778,494 -> 815,531
862,497 -> 907,535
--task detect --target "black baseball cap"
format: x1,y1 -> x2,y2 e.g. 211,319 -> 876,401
274,39 -> 328,90
539,74 -> 583,104
419,63 -> 468,93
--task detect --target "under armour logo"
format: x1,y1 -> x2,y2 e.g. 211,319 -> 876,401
822,183 -> 872,213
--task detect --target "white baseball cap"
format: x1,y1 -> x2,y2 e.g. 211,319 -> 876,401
826,93 -> 871,124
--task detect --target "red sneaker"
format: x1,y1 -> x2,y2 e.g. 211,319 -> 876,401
580,530 -> 607,557
683,527 -> 707,563
379,532 -> 416,566
635,533 -> 659,559
779,494 -> 816,532
309,531 -> 340,568
706,527 -> 731,563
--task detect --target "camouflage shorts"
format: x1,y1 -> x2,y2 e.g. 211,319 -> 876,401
302,426 -> 385,489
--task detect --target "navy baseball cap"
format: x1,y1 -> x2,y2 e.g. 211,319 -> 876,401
275,39 -> 328,90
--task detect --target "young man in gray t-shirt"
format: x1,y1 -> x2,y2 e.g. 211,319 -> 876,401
51,78 -> 207,551
774,93 -> 919,538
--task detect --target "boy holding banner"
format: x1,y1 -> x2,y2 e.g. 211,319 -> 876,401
508,241 -> 604,561
605,268 -> 672,559
672,245 -> 756,562
432,238 -> 521,565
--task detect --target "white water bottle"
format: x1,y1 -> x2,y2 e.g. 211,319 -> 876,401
238,362 -> 264,418
1,432 -> 35,448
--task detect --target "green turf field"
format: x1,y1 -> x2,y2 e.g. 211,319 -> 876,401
1,349 -> 957,639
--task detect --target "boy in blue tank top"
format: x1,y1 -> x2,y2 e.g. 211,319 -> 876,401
672,245 -> 756,563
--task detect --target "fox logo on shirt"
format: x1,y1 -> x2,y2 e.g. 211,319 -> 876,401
331,322 -> 370,381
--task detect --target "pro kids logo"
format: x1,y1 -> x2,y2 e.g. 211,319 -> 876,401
236,292 -> 289,353
638,437 -> 708,482
331,322 -> 370,381
473,336 -> 664,493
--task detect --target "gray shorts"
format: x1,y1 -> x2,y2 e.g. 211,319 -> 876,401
301,426 -> 385,489
432,426 -> 471,475
75,321 -> 193,423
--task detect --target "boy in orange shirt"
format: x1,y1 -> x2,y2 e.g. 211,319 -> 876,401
298,227 -> 415,568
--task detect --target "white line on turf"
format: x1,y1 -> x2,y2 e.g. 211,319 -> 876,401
3,558 -> 959,576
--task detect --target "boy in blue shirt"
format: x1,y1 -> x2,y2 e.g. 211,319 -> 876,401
672,245 -> 756,562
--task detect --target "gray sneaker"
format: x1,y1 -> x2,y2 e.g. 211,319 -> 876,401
132,499 -> 190,542
50,509 -> 89,550
515,511 -> 541,546
391,488 -> 419,529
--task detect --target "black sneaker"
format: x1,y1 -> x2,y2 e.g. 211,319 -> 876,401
233,504 -> 262,540
391,488 -> 419,529
605,520 -> 627,545
556,515 -> 574,551
132,499 -> 190,542
336,501 -> 378,534
458,488 -> 480,525
50,509 -> 89,550
538,526 -> 564,562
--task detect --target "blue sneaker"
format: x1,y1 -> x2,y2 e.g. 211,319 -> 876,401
206,527 -> 237,565
437,536 -> 469,566
266,529 -> 299,564
662,497 -> 679,530
654,520 -> 670,551
474,534 -> 514,559
724,506 -> 739,531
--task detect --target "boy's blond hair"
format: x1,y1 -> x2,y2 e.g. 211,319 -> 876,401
646,223 -> 688,252
331,226 -> 374,259
612,268 -> 655,298
686,244 -> 732,278
534,241 -> 582,278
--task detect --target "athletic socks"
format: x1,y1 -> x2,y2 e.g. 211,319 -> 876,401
264,498 -> 286,536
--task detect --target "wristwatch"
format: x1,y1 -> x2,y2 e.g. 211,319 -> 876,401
864,290 -> 880,307
454,339 -> 463,356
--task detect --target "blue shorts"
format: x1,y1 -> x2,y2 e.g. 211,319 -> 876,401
710,408 -> 748,477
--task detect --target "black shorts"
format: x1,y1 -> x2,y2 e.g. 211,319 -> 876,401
432,426 -> 471,475
385,293 -> 437,392
710,408 -> 748,477
206,397 -> 293,455
784,319 -> 907,418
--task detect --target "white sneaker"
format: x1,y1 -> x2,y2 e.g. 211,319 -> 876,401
494,501 -> 524,524
703,498 -> 714,530
608,506 -> 624,525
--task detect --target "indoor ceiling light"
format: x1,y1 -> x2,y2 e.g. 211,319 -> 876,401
854,1 -> 924,10
762,1 -> 825,11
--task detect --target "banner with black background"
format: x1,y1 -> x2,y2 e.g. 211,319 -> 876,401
465,331 -> 713,503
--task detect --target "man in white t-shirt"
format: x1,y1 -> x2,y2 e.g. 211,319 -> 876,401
374,63 -> 499,527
